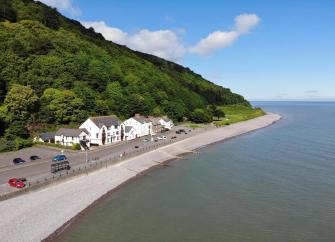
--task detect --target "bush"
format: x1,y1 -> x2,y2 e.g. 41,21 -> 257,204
191,108 -> 213,123
14,137 -> 33,150
72,143 -> 81,150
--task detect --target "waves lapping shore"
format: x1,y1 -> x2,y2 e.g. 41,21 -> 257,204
0,113 -> 281,242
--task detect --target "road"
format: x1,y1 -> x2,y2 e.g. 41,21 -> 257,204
0,126 -> 208,185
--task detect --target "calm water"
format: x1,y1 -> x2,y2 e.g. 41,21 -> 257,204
58,102 -> 335,242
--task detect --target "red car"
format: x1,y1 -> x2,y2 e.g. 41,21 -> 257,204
8,178 -> 26,188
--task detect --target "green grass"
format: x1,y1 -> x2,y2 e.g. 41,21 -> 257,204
213,105 -> 266,126
185,123 -> 204,129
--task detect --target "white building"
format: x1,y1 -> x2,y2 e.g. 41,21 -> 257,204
159,117 -> 174,130
79,115 -> 123,146
124,126 -> 136,141
55,128 -> 89,148
122,114 -> 153,138
34,132 -> 55,143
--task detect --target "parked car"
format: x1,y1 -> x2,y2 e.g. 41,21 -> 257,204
142,139 -> 149,142
8,178 -> 26,188
30,155 -> 40,161
134,145 -> 139,149
52,154 -> 67,162
176,131 -> 181,134
157,136 -> 167,140
13,158 -> 26,165
171,136 -> 177,139
161,128 -> 169,133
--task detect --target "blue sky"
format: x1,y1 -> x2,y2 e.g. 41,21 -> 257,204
41,0 -> 334,101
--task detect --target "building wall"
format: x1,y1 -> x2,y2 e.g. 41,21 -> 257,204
123,118 -> 152,137
79,119 -> 122,146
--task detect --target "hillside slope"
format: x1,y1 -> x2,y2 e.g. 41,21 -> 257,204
0,0 -> 249,150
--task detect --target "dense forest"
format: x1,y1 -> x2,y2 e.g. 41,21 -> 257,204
0,0 -> 249,151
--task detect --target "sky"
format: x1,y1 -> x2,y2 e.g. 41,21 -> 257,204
40,0 -> 335,101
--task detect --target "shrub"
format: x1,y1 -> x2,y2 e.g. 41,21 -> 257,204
191,108 -> 213,123
72,143 -> 81,150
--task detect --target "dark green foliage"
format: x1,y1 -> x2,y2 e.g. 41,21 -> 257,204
208,104 -> 225,120
0,0 -> 17,22
0,0 -> 250,152
191,108 -> 213,123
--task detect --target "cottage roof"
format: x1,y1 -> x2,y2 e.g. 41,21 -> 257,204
55,128 -> 88,137
125,126 -> 133,133
39,132 -> 55,141
148,116 -> 161,125
90,115 -> 121,128
133,114 -> 151,124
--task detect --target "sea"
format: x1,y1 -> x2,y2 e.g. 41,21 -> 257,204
57,102 -> 335,242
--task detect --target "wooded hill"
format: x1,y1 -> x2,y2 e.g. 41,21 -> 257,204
0,0 -> 249,151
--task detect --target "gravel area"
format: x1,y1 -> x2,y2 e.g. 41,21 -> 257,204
0,113 -> 281,242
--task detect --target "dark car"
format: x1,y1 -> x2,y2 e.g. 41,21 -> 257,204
176,131 -> 181,134
52,154 -> 67,162
30,155 -> 40,161
134,145 -> 139,149
13,158 -> 26,165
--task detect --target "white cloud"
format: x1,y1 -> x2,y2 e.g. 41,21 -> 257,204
189,14 -> 260,56
82,13 -> 260,61
82,21 -> 128,43
39,0 -> 81,15
82,21 -> 185,61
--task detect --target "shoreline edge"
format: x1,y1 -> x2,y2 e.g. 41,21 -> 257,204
0,113 -> 281,242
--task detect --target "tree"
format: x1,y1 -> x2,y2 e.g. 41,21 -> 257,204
4,84 -> 39,121
208,104 -> 225,120
41,88 -> 84,124
191,108 -> 213,123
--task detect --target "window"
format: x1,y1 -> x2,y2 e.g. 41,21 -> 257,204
96,133 -> 98,138
116,131 -> 119,135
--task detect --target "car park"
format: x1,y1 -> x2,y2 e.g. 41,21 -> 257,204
30,155 -> 40,161
52,154 -> 67,162
8,178 -> 26,188
13,158 -> 26,165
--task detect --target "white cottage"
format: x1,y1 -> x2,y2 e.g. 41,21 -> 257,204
122,114 -> 153,138
79,115 -> 123,146
159,117 -> 174,130
124,126 -> 136,141
55,128 -> 89,147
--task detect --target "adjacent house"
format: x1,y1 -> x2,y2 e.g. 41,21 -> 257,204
79,115 -> 123,146
55,128 -> 89,148
34,132 -> 55,143
148,117 -> 163,134
149,116 -> 174,133
122,114 -> 153,138
159,117 -> 174,130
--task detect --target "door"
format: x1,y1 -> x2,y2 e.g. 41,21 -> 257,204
102,129 -> 106,145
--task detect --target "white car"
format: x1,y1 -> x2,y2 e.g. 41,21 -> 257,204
142,139 -> 149,142
157,136 -> 167,140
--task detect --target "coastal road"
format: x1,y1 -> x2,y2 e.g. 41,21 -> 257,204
0,126 -> 207,185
